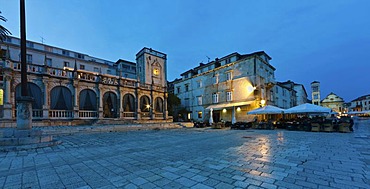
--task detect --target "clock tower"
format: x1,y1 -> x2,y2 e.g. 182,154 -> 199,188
136,48 -> 167,87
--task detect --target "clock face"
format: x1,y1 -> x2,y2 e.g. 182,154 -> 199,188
153,68 -> 160,76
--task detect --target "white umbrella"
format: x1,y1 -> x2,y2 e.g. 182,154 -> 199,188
284,103 -> 331,114
247,105 -> 285,115
209,108 -> 214,124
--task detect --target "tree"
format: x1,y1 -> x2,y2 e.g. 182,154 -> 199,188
167,93 -> 181,116
0,11 -> 12,42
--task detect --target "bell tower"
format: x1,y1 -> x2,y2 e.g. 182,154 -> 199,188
136,48 -> 167,87
311,81 -> 321,105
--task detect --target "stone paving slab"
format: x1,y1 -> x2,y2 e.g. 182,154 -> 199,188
0,119 -> 369,188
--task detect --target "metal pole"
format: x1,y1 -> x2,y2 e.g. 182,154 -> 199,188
20,0 -> 28,97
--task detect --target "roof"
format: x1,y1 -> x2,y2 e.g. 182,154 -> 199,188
180,51 -> 273,76
114,59 -> 136,65
321,92 -> 344,103
351,94 -> 370,102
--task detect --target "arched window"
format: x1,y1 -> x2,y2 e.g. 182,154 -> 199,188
103,92 -> 117,118
50,86 -> 72,110
15,82 -> 43,109
154,97 -> 163,112
140,95 -> 150,112
123,93 -> 135,112
79,89 -> 97,111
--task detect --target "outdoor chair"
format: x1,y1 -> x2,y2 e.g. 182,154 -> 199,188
213,122 -> 225,129
323,123 -> 333,132
338,122 -> 350,133
311,123 -> 320,132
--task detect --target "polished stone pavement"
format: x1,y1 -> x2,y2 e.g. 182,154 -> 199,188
0,119 -> 369,189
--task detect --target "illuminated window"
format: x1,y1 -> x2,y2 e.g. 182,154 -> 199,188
0,89 -> 3,105
198,111 -> 202,118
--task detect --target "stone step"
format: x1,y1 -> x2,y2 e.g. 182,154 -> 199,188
0,140 -> 62,152
0,135 -> 54,146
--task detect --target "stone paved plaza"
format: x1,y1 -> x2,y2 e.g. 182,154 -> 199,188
0,120 -> 369,189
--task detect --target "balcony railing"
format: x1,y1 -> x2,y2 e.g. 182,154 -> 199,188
122,80 -> 136,87
32,109 -> 43,118
79,110 -> 98,118
78,72 -> 98,82
123,112 -> 135,118
139,83 -> 151,90
13,109 -> 43,119
101,75 -> 119,85
141,112 -> 151,118
7,60 -> 167,92
49,110 -> 73,118
154,113 -> 164,119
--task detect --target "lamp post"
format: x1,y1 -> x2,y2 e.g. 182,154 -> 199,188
16,0 -> 33,130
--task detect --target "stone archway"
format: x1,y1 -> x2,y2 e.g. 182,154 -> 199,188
154,97 -> 164,112
140,95 -> 151,112
123,93 -> 135,112
50,86 -> 73,110
15,82 -> 43,109
103,92 -> 117,118
79,89 -> 97,111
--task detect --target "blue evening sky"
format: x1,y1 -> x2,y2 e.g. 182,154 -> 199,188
1,0 -> 369,102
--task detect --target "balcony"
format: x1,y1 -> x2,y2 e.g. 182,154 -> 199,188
49,110 -> 73,119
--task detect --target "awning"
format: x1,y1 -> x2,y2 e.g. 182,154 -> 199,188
206,101 -> 254,110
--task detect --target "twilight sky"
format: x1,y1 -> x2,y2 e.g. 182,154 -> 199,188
1,0 -> 369,102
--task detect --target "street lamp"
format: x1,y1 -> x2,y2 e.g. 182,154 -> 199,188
260,99 -> 266,107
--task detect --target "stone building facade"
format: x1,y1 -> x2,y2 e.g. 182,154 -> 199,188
311,81 -> 321,106
274,82 -> 297,109
275,80 -> 307,109
0,37 -> 169,126
349,94 -> 370,112
321,92 -> 345,113
172,51 -> 276,123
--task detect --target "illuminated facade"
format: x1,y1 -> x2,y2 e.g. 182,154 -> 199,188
321,92 -> 344,113
349,94 -> 370,112
172,51 -> 276,123
0,36 -> 168,126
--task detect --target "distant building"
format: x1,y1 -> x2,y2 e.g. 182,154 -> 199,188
349,94 -> 370,111
274,82 -> 296,109
0,36 -> 169,126
311,81 -> 321,105
173,51 -> 276,123
321,92 -> 344,113
114,59 -> 137,79
167,78 -> 181,94
275,80 -> 307,108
